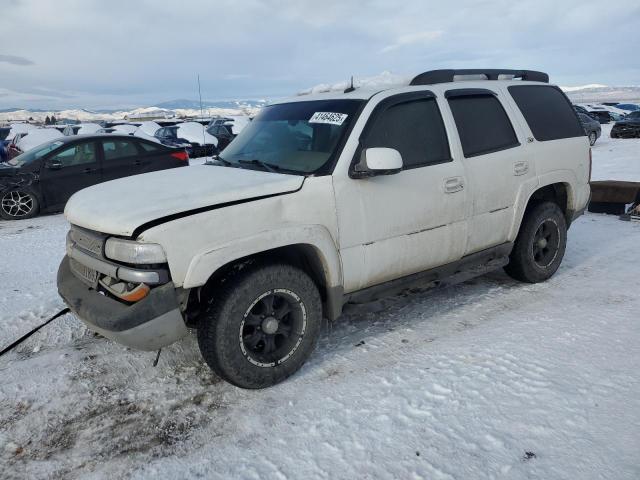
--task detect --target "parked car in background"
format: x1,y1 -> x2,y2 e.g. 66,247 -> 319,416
207,121 -> 236,150
584,107 -> 612,124
0,134 -> 189,220
616,103 -> 640,112
133,121 -> 162,143
154,126 -> 193,154
175,122 -> 218,157
76,123 -> 102,135
111,124 -> 138,135
573,105 -> 598,121
62,125 -> 82,136
15,128 -> 64,153
577,113 -> 601,145
6,132 -> 30,159
207,117 -> 250,150
610,111 -> 640,138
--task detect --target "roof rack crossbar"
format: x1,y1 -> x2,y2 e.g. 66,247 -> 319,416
410,69 -> 549,86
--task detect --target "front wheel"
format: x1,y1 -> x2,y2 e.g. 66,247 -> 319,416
0,189 -> 40,220
504,201 -> 567,283
197,262 -> 322,389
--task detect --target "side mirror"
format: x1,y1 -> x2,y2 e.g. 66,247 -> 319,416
46,159 -> 63,170
352,147 -> 403,178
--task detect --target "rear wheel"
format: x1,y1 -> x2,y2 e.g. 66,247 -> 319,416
505,201 -> 567,283
197,262 -> 322,389
0,189 -> 40,220
588,131 -> 597,146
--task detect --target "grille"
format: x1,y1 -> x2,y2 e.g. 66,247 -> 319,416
69,226 -> 106,257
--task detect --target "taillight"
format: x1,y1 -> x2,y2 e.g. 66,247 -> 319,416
171,151 -> 189,162
588,147 -> 592,181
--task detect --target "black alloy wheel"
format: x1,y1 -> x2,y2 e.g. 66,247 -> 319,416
240,289 -> 307,368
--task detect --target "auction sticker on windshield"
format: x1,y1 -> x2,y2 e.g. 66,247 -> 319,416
309,112 -> 348,125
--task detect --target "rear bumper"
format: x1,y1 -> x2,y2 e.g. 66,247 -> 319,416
57,256 -> 188,350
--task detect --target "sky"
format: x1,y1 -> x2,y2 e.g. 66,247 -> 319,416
0,0 -> 639,110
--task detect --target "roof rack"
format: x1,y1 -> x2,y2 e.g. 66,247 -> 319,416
409,69 -> 549,86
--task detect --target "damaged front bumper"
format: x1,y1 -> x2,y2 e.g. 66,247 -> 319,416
57,256 -> 188,351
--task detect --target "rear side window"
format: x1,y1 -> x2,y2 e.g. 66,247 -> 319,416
447,94 -> 519,157
508,85 -> 584,141
364,98 -> 451,168
140,141 -> 161,152
102,140 -> 139,160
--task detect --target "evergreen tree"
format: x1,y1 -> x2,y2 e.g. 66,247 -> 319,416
45,115 -> 51,125
50,115 -> 57,124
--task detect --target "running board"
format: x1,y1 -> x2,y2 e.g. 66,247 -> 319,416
344,243 -> 513,305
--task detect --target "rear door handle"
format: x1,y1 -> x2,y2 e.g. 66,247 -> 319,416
514,161 -> 529,176
83,167 -> 97,174
444,176 -> 464,193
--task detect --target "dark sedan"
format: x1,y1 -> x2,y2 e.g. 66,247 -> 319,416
0,134 -> 188,220
154,126 -> 193,154
611,111 -> 640,138
577,113 -> 601,145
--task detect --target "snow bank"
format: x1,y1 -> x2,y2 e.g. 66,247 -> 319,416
16,128 -> 64,152
299,71 -> 412,95
176,122 -> 217,146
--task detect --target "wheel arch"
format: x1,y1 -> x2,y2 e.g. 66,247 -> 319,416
510,179 -> 576,241
183,227 -> 344,322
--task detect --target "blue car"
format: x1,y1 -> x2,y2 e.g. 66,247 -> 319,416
616,103 -> 640,112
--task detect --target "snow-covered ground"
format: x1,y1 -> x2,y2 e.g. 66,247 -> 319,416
590,124 -> 640,182
1,133 -> 639,479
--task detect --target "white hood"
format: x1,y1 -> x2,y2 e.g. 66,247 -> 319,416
65,165 -> 304,236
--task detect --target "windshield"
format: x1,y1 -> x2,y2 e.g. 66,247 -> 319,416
5,140 -> 65,167
218,99 -> 363,174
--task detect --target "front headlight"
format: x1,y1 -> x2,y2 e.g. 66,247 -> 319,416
104,237 -> 167,264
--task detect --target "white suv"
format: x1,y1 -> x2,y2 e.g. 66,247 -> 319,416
58,69 -> 591,388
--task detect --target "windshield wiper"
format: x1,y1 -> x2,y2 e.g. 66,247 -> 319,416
237,159 -> 280,173
207,155 -> 236,167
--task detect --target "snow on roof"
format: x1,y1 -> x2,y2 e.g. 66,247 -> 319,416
298,71 -> 412,96
133,121 -> 162,143
76,123 -> 102,135
16,128 -> 64,152
176,122 -> 218,146
112,124 -> 137,135
7,123 -> 37,140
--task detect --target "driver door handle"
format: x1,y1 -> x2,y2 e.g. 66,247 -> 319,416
444,176 -> 464,194
83,167 -> 98,174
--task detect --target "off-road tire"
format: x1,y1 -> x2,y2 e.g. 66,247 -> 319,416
588,131 -> 597,146
504,201 -> 567,283
0,188 -> 40,220
197,262 -> 322,389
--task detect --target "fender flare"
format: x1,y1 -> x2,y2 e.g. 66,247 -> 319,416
508,170 -> 577,240
182,224 -> 343,291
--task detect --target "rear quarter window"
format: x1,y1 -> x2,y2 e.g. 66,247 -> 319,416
508,85 -> 584,141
